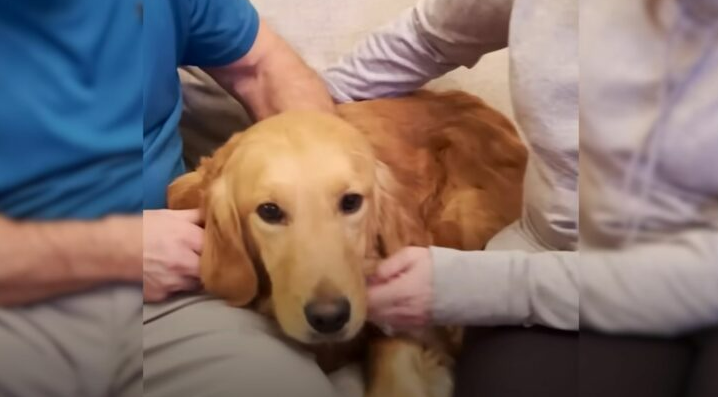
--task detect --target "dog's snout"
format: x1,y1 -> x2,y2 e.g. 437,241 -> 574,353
304,297 -> 351,334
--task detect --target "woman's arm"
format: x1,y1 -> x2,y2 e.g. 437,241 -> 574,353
431,229 -> 718,336
430,247 -> 579,330
580,230 -> 718,336
323,0 -> 514,102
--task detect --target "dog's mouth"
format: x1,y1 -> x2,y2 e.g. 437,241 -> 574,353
306,328 -> 352,344
278,322 -> 361,346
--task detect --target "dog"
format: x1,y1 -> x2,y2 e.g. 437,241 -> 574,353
167,90 -> 527,397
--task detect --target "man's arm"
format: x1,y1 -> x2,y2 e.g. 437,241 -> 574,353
204,18 -> 335,120
0,216 -> 141,306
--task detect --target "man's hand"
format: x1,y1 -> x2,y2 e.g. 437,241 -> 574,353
367,247 -> 434,331
205,18 -> 336,120
143,209 -> 204,302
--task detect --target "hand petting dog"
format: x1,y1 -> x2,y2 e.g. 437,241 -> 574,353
367,246 -> 434,332
143,209 -> 204,302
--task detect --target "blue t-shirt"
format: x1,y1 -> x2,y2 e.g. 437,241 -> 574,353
143,0 -> 259,209
0,0 -> 259,219
0,1 -> 143,220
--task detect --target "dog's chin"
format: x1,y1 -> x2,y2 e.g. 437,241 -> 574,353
284,323 -> 363,345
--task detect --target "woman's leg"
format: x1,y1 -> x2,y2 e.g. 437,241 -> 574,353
453,326 -> 578,397
685,327 -> 718,397
580,331 -> 693,397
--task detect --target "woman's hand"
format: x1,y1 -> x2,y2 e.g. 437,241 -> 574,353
367,246 -> 434,331
143,209 -> 204,302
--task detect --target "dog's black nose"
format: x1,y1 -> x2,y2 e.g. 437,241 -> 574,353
304,297 -> 351,334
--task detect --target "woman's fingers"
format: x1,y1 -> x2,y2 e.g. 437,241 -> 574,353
367,274 -> 414,315
367,282 -> 400,312
372,247 -> 417,282
367,247 -> 433,330
368,301 -> 425,330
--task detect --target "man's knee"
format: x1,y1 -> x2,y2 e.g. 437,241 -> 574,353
0,287 -> 140,397
144,309 -> 336,397
0,329 -> 76,397
205,333 -> 336,397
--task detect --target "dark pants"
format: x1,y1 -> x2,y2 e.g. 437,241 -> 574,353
453,326 -> 718,397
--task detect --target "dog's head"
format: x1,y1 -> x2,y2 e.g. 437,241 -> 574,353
169,111 -> 419,344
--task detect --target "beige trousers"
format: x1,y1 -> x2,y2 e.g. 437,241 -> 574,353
0,284 -> 142,397
143,295 -> 363,397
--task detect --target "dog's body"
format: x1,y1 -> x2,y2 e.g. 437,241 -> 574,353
168,91 -> 527,397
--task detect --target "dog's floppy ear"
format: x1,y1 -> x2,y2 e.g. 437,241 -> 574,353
200,176 -> 259,307
167,171 -> 203,210
167,130 -> 244,211
178,133 -> 259,307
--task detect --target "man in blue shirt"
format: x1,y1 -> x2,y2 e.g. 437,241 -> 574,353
0,2 -> 145,395
0,1 -> 336,396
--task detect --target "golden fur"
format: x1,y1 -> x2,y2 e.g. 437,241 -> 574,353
167,91 -> 527,397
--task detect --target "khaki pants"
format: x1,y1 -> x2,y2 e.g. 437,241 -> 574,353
0,284 -> 142,397
143,295 -> 363,397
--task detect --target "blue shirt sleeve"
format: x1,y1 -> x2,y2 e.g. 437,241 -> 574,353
181,0 -> 260,67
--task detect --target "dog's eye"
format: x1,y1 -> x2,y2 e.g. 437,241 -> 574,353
256,203 -> 285,224
339,193 -> 363,214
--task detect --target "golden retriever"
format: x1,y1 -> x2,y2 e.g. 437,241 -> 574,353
167,91 -> 527,397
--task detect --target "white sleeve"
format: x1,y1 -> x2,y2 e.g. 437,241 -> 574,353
430,247 -> 580,330
429,229 -> 718,336
322,0 -> 514,103
580,230 -> 718,336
